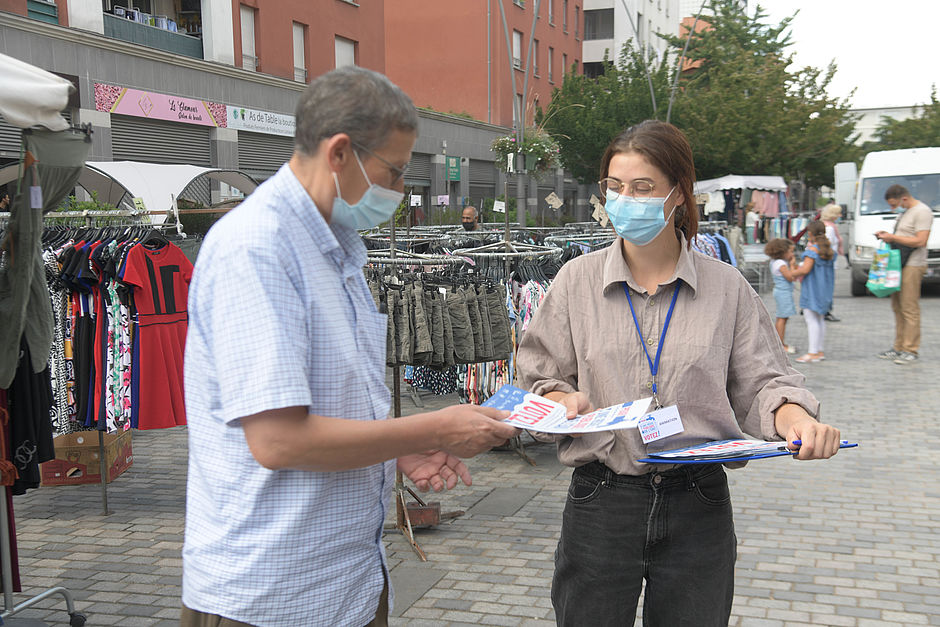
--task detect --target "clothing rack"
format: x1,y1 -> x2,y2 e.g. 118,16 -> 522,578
0,495 -> 86,625
379,223 -> 468,562
2,180 -> 91,625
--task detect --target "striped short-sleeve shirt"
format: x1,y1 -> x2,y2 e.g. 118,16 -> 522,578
182,163 -> 393,627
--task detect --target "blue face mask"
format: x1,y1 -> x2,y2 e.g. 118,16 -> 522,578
331,151 -> 404,230
604,186 -> 677,246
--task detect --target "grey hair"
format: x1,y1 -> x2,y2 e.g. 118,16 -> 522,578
819,204 -> 842,221
294,66 -> 418,156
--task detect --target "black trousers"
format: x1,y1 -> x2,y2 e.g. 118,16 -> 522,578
553,461 -> 736,627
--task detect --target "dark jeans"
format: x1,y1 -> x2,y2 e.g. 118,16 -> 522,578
553,461 -> 736,627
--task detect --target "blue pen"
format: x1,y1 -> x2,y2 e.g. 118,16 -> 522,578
791,439 -> 850,446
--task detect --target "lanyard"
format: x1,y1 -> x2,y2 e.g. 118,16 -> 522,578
623,281 -> 681,409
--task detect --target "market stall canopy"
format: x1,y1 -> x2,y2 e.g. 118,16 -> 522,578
694,175 -> 787,194
0,52 -> 73,131
77,161 -> 259,214
0,161 -> 259,214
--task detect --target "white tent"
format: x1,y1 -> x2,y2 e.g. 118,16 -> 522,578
694,174 -> 787,194
0,52 -> 73,131
78,161 -> 258,214
0,160 -> 259,216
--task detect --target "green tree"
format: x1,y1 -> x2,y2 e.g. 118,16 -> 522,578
536,45 -> 673,184
665,0 -> 858,186
865,87 -> 940,152
541,0 -> 859,188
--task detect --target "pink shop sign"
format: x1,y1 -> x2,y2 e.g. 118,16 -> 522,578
94,83 -> 227,128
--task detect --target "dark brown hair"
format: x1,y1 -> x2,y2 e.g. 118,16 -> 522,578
807,220 -> 834,260
764,238 -> 793,260
884,184 -> 910,200
599,120 -> 698,247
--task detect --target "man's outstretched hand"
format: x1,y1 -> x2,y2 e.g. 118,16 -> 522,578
398,451 -> 472,492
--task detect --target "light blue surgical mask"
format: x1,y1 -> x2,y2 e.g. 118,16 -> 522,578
604,186 -> 677,246
331,151 -> 404,230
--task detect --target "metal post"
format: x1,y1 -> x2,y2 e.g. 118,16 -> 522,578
98,431 -> 111,516
0,487 -> 14,612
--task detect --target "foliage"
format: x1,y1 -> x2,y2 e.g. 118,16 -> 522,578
490,128 -> 560,177
536,44 -> 672,184
865,87 -> 940,152
542,0 -> 859,188
663,0 -> 859,187
58,190 -> 117,212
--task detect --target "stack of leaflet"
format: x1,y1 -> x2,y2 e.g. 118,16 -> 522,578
639,439 -> 857,464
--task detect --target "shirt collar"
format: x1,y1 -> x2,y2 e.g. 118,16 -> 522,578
274,163 -> 367,273
601,233 -> 700,298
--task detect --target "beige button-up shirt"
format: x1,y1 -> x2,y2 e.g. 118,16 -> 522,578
516,236 -> 820,475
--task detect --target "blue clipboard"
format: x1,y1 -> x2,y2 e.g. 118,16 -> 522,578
638,440 -> 858,464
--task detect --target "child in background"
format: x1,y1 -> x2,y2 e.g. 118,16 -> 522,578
765,238 -> 799,354
792,221 -> 836,363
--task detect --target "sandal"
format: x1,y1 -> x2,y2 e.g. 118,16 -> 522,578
795,353 -> 820,363
784,345 -> 796,354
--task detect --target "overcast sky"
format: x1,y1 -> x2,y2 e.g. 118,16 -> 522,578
751,1 -> 939,110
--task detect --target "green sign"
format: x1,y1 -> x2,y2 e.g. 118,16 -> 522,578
446,156 -> 461,181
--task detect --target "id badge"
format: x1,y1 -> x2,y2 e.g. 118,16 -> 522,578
638,405 -> 684,444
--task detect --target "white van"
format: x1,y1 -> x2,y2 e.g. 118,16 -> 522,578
838,147 -> 940,296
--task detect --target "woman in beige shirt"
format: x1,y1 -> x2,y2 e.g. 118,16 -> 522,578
516,120 -> 842,626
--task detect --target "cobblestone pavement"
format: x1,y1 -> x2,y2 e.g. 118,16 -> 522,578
7,265 -> 940,626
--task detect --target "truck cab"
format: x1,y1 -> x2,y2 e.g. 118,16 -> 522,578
837,147 -> 940,296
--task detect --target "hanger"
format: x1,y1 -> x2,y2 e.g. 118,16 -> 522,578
139,228 -> 170,250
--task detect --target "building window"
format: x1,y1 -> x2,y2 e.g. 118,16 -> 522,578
548,0 -> 554,24
575,6 -> 580,39
512,29 -> 523,69
335,35 -> 357,67
563,0 -> 568,31
584,8 -> 613,40
292,22 -> 307,82
548,46 -> 554,82
240,5 -> 257,71
514,93 -> 523,129
583,61 -> 606,78
562,52 -> 568,76
533,39 -> 539,76
105,0 -> 153,14
637,11 -> 644,47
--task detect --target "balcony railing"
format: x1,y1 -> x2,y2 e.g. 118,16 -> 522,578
103,13 -> 203,60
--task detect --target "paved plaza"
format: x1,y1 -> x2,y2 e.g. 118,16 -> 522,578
7,266 -> 940,626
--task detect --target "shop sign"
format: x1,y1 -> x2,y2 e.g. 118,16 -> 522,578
95,83 -> 225,127
446,156 -> 461,181
226,106 -> 295,137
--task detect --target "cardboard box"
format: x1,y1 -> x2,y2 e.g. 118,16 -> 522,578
40,430 -> 133,486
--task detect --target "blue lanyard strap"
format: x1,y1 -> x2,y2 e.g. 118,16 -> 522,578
623,281 -> 682,403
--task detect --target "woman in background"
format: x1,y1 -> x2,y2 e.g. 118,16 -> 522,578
793,220 -> 836,363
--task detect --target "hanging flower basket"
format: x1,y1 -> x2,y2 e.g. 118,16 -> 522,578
490,128 -> 560,177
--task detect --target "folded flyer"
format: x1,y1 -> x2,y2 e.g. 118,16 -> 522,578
638,438 -> 858,464
482,385 -> 652,434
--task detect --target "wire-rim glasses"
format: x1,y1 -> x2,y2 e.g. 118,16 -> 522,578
352,142 -> 409,185
599,177 -> 656,202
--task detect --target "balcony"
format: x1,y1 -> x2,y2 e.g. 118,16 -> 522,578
103,12 -> 203,60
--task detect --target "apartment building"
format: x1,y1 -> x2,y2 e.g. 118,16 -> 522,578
0,1 -> 590,220
582,0 -> 680,77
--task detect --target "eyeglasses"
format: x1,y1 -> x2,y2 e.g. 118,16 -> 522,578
598,177 -> 657,202
352,142 -> 409,185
